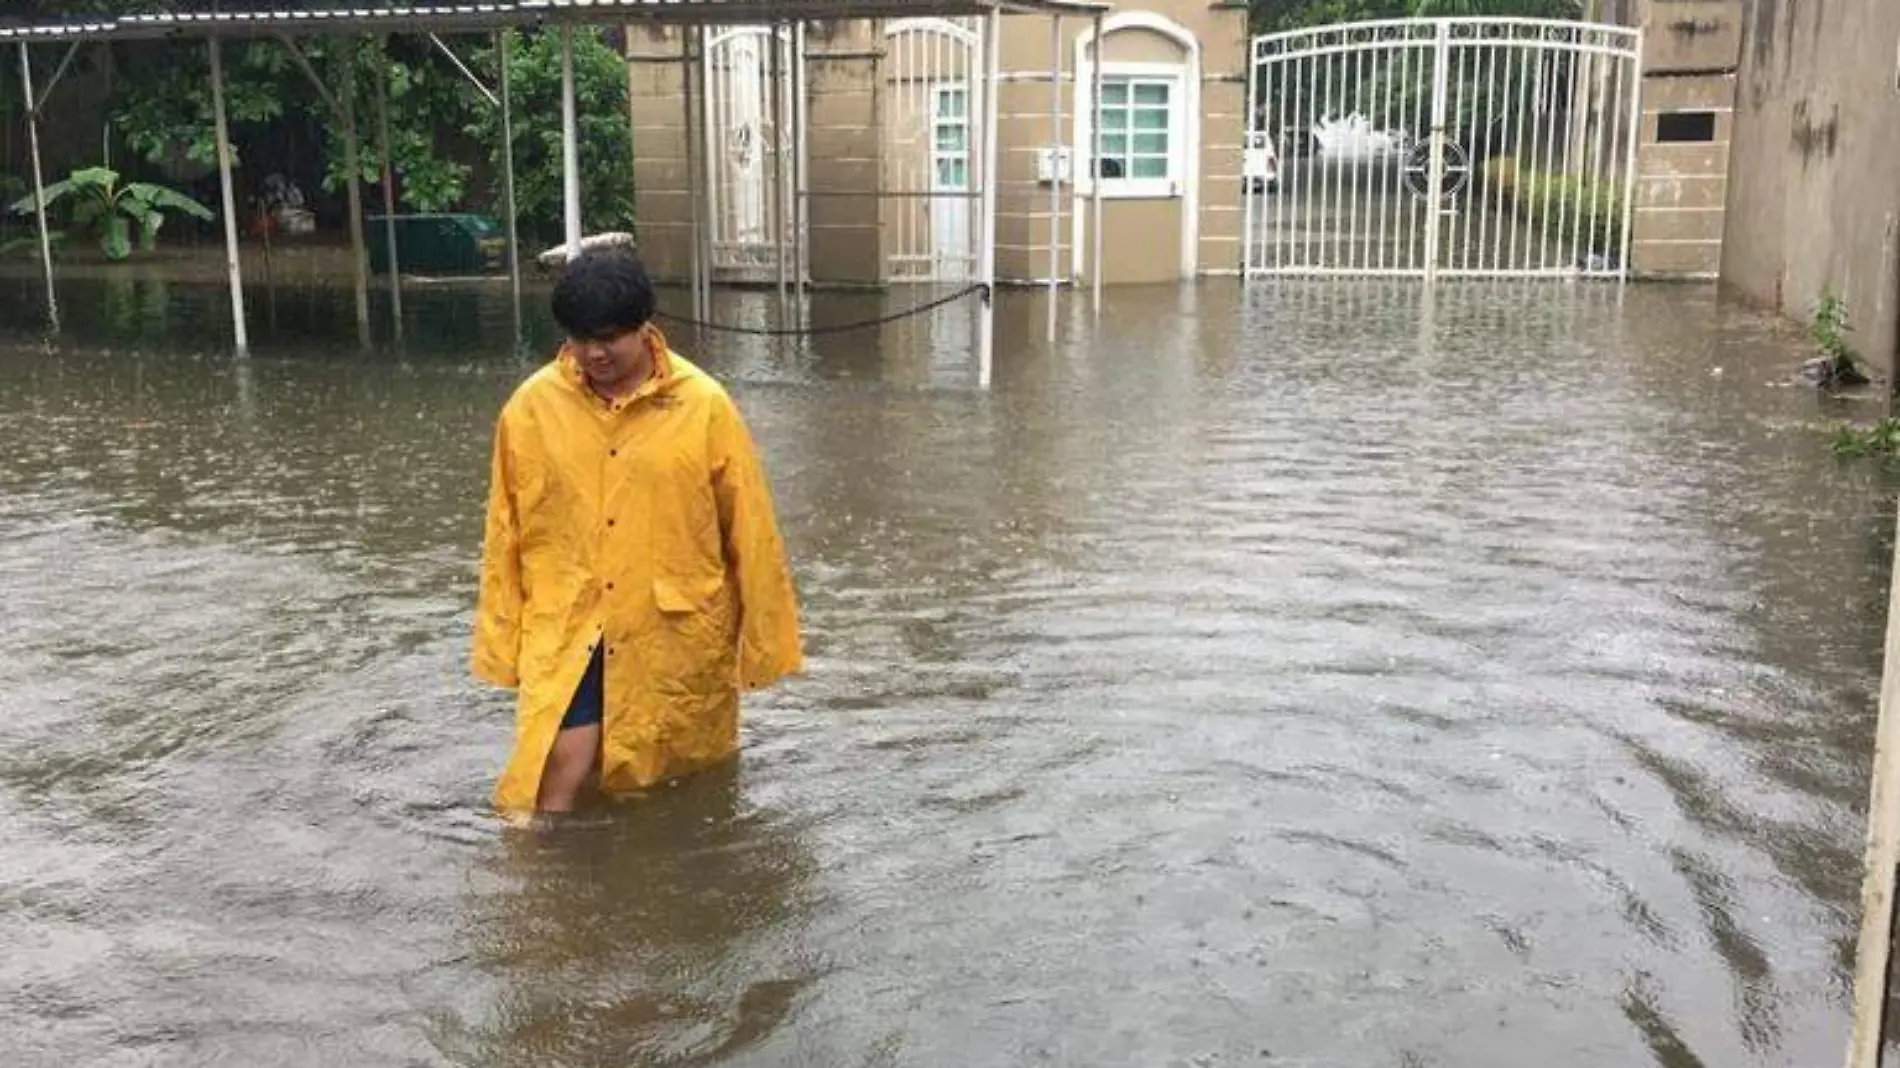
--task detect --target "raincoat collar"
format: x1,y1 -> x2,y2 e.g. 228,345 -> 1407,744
557,326 -> 682,406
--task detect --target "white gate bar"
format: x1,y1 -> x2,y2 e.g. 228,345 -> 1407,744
17,43 -> 57,331
208,38 -> 248,354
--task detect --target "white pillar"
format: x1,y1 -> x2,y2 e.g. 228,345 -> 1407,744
498,29 -> 523,334
977,9 -> 1001,388
1090,12 -> 1104,314
1047,16 -> 1062,342
17,44 -> 57,331
208,38 -> 248,354
561,25 -> 582,257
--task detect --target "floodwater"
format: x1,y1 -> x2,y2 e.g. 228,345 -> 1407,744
1,267 -> 1895,1068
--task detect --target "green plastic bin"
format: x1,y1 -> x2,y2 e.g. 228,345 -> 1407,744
366,212 -> 507,276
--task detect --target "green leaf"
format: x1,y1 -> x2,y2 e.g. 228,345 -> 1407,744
102,215 -> 132,260
123,183 -> 216,222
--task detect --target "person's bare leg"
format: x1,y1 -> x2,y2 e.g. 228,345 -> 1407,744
536,724 -> 600,813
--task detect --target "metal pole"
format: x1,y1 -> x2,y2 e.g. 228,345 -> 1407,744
687,28 -> 710,319
684,28 -> 706,325
208,38 -> 248,354
1047,15 -> 1061,342
17,44 -> 57,331
498,29 -> 523,336
561,25 -> 582,257
373,38 -> 403,339
794,21 -> 809,308
769,22 -> 788,315
1090,11 -> 1104,313
977,9 -> 1001,388
1423,20 -> 1452,286
340,64 -> 371,348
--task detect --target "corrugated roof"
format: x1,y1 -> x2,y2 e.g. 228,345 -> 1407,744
0,0 -> 1111,44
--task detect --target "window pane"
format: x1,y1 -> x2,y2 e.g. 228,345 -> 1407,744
1132,106 -> 1170,131
937,90 -> 967,118
1100,133 -> 1128,156
1133,132 -> 1168,154
1132,82 -> 1169,106
937,159 -> 968,187
936,126 -> 967,151
1130,157 -> 1169,179
1101,81 -> 1129,105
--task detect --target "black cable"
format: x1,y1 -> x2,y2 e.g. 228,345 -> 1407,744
654,283 -> 987,338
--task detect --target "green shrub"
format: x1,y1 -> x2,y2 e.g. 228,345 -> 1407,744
1480,158 -> 1625,256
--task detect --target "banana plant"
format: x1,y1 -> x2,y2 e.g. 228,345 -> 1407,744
8,166 -> 215,260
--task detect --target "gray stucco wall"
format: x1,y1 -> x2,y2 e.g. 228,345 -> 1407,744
1724,0 -> 1900,379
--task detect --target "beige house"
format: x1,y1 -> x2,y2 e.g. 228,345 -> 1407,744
625,1 -> 1248,290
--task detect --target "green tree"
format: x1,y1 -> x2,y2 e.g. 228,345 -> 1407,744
312,36 -> 481,213
464,28 -> 636,243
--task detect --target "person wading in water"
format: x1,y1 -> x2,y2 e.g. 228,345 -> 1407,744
472,248 -> 803,818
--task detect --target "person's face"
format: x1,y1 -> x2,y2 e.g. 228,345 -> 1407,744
569,323 -> 653,394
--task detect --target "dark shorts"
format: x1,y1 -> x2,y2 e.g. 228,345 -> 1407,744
559,643 -> 605,731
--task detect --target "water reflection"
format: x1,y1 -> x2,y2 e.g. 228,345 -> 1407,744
432,763 -> 819,1067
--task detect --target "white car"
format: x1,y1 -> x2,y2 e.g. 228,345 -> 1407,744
1245,131 -> 1280,194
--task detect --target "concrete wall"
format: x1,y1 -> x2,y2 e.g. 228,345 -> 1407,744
1724,0 -> 1900,377
991,0 -> 1247,285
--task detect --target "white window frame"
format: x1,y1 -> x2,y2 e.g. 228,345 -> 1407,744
1079,61 -> 1178,199
931,84 -> 972,193
1082,66 -> 1186,199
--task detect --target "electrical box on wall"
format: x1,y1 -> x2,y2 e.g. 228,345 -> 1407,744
1036,145 -> 1073,184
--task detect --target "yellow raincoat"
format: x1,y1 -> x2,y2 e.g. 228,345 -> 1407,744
472,334 -> 802,815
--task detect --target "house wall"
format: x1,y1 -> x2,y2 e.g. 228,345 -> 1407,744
624,1 -> 1248,289
993,0 -> 1248,285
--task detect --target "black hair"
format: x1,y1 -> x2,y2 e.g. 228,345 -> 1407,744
550,248 -> 657,340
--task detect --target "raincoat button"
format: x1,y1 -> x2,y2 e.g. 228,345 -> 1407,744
606,582 -> 615,591
609,449 -> 617,457
607,519 -> 616,527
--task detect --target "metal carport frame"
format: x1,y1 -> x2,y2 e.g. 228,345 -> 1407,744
4,0 -> 1109,383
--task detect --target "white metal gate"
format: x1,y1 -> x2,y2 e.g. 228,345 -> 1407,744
884,18 -> 982,284
1244,18 -> 1642,280
703,25 -> 802,281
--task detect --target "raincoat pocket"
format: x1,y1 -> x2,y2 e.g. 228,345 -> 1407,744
652,575 -> 738,689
